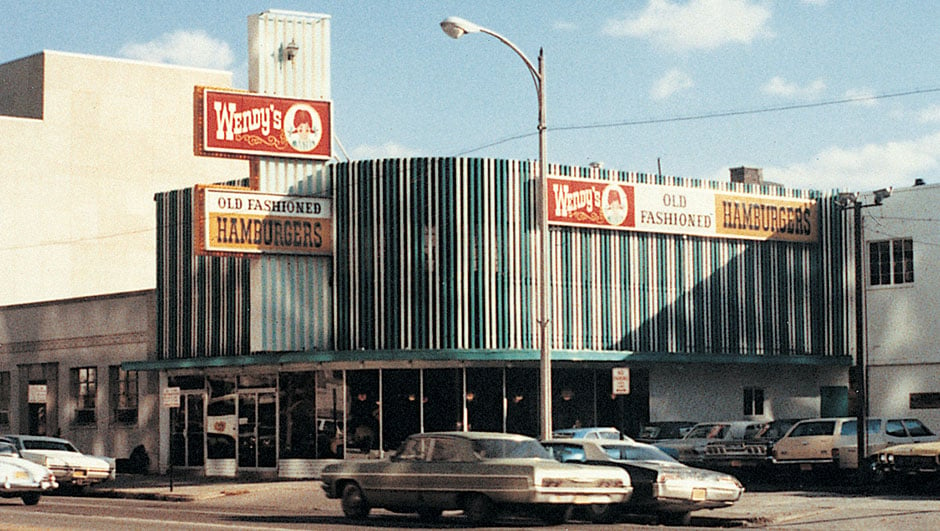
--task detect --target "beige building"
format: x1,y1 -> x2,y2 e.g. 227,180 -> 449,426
0,51 -> 245,465
0,51 -> 245,306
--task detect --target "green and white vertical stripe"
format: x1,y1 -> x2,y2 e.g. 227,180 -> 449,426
333,157 -> 848,359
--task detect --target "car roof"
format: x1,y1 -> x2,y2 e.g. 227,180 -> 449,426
2,434 -> 70,443
416,431 -> 536,442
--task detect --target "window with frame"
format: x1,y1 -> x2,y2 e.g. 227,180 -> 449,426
71,367 -> 97,424
0,372 -> 9,426
743,387 -> 764,416
110,366 -> 139,424
870,238 -> 914,286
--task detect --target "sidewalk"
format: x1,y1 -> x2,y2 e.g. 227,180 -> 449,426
85,473 -> 289,502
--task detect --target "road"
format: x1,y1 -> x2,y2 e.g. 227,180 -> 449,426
0,476 -> 938,530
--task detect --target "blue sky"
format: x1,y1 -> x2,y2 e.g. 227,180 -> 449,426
4,1 -> 939,192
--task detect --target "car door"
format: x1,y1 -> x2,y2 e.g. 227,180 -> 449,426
417,436 -> 469,508
773,420 -> 837,461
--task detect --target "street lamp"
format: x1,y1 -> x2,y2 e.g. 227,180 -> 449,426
440,16 -> 553,440
834,186 -> 891,474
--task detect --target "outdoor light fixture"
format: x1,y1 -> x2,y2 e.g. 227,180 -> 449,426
440,16 -> 553,440
284,39 -> 299,62
873,187 -> 893,205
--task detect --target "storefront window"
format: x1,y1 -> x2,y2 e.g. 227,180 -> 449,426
466,368 -> 503,432
346,370 -> 379,454
206,376 -> 236,459
505,368 -> 538,437
423,368 -> 462,432
278,371 -> 344,459
381,370 -> 420,451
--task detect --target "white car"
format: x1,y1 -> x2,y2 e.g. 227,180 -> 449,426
0,439 -> 59,505
544,438 -> 743,525
2,435 -> 113,489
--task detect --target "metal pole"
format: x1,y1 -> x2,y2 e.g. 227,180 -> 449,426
854,202 -> 867,467
537,49 -> 553,441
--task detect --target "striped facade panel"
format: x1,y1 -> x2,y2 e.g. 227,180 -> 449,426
155,188 -> 250,359
333,157 -> 850,360
250,160 -> 334,353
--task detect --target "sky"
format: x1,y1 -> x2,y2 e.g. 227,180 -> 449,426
3,0 -> 940,193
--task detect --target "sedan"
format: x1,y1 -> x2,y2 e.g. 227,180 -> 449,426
543,438 -> 744,525
2,435 -> 113,490
874,440 -> 940,479
321,431 -> 632,525
0,438 -> 59,505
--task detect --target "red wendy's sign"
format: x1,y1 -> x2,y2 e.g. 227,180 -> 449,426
548,177 -> 636,229
195,87 -> 332,160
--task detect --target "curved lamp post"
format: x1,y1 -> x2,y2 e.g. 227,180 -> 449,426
440,16 -> 553,440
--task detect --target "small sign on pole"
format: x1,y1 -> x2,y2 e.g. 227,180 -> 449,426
612,368 -> 630,395
162,387 -> 181,408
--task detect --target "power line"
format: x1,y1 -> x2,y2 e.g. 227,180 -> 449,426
454,86 -> 940,156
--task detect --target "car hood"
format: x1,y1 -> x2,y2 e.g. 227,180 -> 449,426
21,449 -> 111,469
879,440 -> 940,456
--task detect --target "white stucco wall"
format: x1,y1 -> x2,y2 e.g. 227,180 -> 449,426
649,362 -> 847,422
864,183 -> 940,429
0,51 -> 246,306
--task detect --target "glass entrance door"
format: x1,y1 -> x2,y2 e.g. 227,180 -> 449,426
238,391 -> 276,468
170,393 -> 205,467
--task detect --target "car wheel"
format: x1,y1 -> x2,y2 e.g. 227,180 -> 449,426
340,483 -> 370,519
585,502 -> 619,523
417,507 -> 443,521
21,493 -> 41,506
463,493 -> 496,525
538,504 -> 571,525
659,510 -> 692,526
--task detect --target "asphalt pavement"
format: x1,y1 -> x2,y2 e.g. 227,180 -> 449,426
79,472 -> 940,529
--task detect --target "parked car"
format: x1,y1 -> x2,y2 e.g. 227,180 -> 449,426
321,431 -> 632,525
635,422 -> 696,444
772,417 -> 938,470
874,440 -> 940,479
702,418 -> 803,470
543,438 -> 744,526
0,438 -> 59,505
1,435 -> 113,489
654,421 -> 769,466
552,426 -> 633,441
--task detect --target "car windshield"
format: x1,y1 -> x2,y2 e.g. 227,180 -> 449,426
685,424 -> 727,439
22,439 -> 78,452
0,441 -> 17,456
472,438 -> 551,459
603,444 -> 678,463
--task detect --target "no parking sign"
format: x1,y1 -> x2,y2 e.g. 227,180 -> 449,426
612,368 -> 630,395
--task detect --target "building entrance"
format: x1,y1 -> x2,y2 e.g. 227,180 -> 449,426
238,390 -> 277,468
170,392 -> 205,468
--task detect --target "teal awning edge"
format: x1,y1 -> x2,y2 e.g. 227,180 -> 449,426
124,349 -> 853,371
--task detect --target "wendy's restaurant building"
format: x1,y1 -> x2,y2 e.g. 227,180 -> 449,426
117,10 -> 857,478
131,153 -> 855,477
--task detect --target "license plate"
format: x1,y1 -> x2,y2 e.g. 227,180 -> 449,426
691,488 -> 707,501
15,471 -> 29,479
800,463 -> 813,471
730,460 -> 742,467
73,470 -> 86,478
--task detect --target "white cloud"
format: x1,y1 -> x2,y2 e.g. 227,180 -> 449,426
764,131 -> 940,190
917,104 -> 940,123
843,88 -> 877,106
349,141 -> 422,160
119,30 -> 234,71
603,0 -> 773,52
651,68 -> 694,100
762,76 -> 826,98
